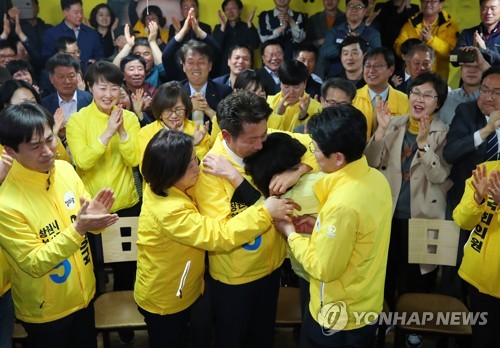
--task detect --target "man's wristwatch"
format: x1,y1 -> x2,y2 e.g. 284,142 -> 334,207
418,144 -> 430,152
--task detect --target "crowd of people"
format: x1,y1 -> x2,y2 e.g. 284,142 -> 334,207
0,0 -> 499,348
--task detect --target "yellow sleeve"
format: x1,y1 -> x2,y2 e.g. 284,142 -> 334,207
427,21 -> 459,58
453,175 -> 487,231
118,111 -> 141,168
394,21 -> 414,57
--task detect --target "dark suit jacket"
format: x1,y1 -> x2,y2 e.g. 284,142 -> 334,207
42,90 -> 93,116
443,101 -> 488,213
213,74 -> 231,88
257,67 -> 281,97
182,79 -> 232,126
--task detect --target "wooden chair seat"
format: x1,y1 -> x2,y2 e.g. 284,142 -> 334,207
275,286 -> 302,327
94,290 -> 146,330
396,293 -> 472,335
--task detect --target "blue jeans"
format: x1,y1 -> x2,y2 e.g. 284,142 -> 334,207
0,289 -> 14,348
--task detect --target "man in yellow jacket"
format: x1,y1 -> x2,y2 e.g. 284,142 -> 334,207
393,0 -> 459,80
352,48 -> 409,139
194,90 -> 317,348
0,103 -> 118,347
275,105 -> 392,347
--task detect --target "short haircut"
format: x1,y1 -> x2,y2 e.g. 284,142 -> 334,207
45,54 -> 81,75
0,40 -> 17,54
0,102 -> 54,152
261,39 -> 284,56
141,5 -> 167,27
217,90 -> 272,138
7,60 -> 35,81
222,0 -> 243,10
61,0 -> 82,11
293,43 -> 319,60
363,47 -> 395,68
244,133 -> 306,197
142,130 -> 193,197
400,38 -> 423,56
233,69 -> 265,95
133,38 -> 152,51
346,0 -> 369,6
151,81 -> 192,121
228,44 -> 253,63
89,4 -> 116,29
308,105 -> 367,162
179,40 -> 213,64
340,36 -> 369,54
55,36 -> 77,53
0,79 -> 41,109
406,44 -> 434,62
481,65 -> 500,83
279,60 -> 309,85
85,61 -> 123,87
181,0 -> 199,6
408,71 -> 448,111
320,77 -> 357,101
119,54 -> 147,72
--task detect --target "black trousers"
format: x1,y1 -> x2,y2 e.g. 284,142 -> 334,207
209,267 -> 281,348
22,304 -> 96,348
468,284 -> 500,348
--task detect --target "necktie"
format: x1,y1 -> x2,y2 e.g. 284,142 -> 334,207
486,131 -> 499,161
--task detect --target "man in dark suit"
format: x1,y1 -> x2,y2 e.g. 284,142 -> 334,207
257,40 -> 284,97
442,66 -> 500,298
42,54 -> 92,138
179,39 -> 231,129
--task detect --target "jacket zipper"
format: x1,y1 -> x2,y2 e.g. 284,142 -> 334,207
176,260 -> 191,299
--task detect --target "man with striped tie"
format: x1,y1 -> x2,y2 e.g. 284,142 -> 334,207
442,66 -> 500,299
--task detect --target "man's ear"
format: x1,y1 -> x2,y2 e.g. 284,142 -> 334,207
3,146 -> 16,159
221,129 -> 232,144
335,152 -> 347,168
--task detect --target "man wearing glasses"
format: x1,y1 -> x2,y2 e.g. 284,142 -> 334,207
394,0 -> 459,80
320,0 -> 381,79
352,47 -> 409,139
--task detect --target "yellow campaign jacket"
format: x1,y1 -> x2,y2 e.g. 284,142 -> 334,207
132,21 -> 169,44
352,84 -> 409,140
137,119 -> 210,165
210,113 -> 284,148
0,160 -> 95,323
0,247 -> 10,297
393,10 -> 459,80
194,130 -> 318,285
454,160 -> 500,298
289,156 -> 392,330
66,101 -> 140,212
134,184 -> 274,315
267,92 -> 322,132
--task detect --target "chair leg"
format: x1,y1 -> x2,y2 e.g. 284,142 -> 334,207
102,331 -> 111,348
393,327 -> 405,348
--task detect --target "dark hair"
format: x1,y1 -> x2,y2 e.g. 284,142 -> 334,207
408,71 -> 448,111
233,69 -> 265,95
320,77 -> 357,101
340,36 -> 369,54
400,38 -> 423,56
244,133 -> 306,197
55,36 -> 77,53
261,39 -> 284,56
85,61 -> 123,88
308,105 -> 367,162
89,3 -> 116,29
45,54 -> 81,75
222,0 -> 243,10
6,60 -> 35,82
346,0 -> 369,6
293,43 -> 319,60
179,40 -> 213,64
61,0 -> 82,11
181,0 -> 199,7
0,79 -> 41,109
279,60 -> 309,85
152,81 -> 192,121
481,65 -> 500,83
406,44 -> 434,62
217,90 -> 272,138
0,102 -> 54,152
228,44 -> 253,64
119,54 -> 147,72
363,47 -> 395,68
142,130 -> 193,196
133,37 -> 151,51
0,40 -> 17,55
141,5 -> 167,27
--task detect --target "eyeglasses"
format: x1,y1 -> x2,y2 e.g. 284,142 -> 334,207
347,4 -> 366,10
324,99 -> 349,106
162,108 -> 186,118
409,90 -> 438,100
264,52 -> 283,59
479,86 -> 500,99
0,54 -> 16,59
363,63 -> 387,71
